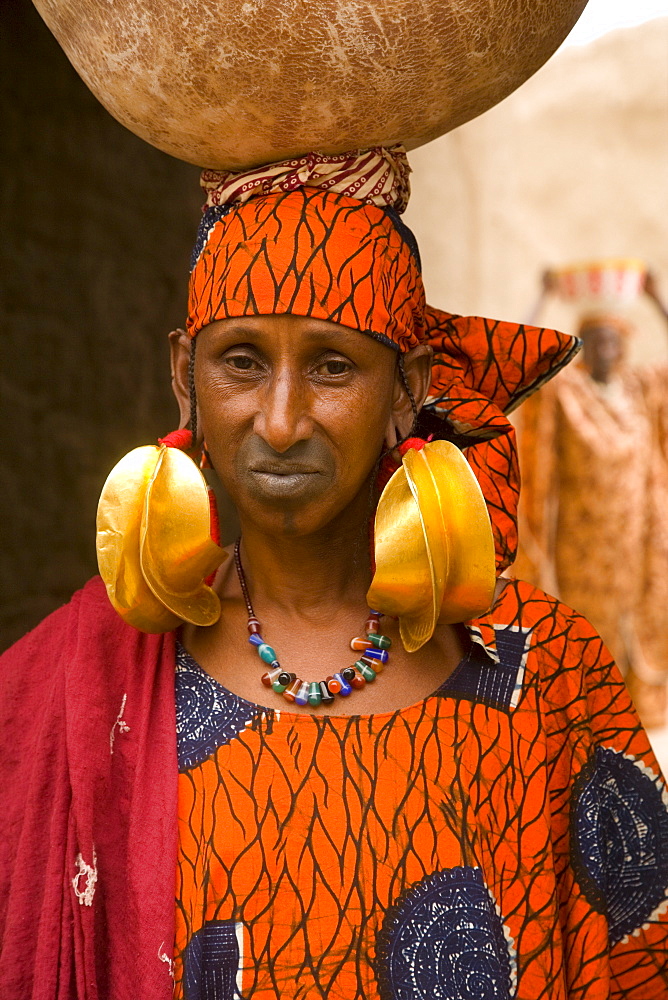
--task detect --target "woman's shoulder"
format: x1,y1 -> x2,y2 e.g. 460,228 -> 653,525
481,575 -> 607,654
0,575 -> 171,699
1,576 -> 117,666
457,577 -> 620,732
1,574 -> 176,798
494,577 -> 643,744
488,576 -> 622,707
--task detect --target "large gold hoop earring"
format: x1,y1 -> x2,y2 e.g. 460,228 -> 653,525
96,431 -> 226,633
367,440 -> 496,652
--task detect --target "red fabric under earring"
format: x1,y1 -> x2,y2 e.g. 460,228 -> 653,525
158,428 -> 194,450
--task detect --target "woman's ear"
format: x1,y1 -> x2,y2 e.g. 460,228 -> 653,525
168,328 -> 194,430
389,344 -> 433,442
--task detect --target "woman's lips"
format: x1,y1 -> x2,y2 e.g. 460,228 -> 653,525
251,464 -> 320,476
248,466 -> 322,498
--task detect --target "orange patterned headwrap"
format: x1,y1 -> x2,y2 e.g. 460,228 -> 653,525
187,187 -> 424,351
186,150 -> 580,572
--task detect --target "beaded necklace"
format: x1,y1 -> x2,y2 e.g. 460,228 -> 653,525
234,539 -> 392,707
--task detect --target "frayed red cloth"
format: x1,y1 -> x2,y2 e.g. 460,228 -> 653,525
158,428 -> 193,450
0,577 -> 178,999
397,437 -> 428,455
375,437 -> 428,496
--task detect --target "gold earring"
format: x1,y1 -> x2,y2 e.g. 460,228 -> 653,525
96,434 -> 227,633
367,440 -> 496,652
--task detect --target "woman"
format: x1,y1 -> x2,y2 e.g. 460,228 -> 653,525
517,301 -> 668,730
2,149 -> 667,999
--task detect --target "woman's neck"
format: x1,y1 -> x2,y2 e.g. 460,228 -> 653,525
235,511 -> 373,621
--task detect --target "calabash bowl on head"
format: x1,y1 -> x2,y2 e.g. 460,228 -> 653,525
33,0 -> 587,170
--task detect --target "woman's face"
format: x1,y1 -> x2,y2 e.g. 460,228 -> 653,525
581,322 -> 625,384
179,315 -> 429,538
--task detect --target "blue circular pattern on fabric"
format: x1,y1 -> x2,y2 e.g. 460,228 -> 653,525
377,866 -> 514,1000
572,746 -> 668,944
175,644 -> 259,769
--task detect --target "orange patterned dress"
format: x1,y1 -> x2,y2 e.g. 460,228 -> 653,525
173,579 -> 668,999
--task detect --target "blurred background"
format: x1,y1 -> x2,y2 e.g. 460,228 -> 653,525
403,0 -> 668,760
1,0 -> 668,759
403,4 -> 668,363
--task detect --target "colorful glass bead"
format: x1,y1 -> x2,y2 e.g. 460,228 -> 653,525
341,667 -> 356,682
368,633 -> 391,650
283,677 -> 301,703
258,643 -> 278,664
356,660 -> 377,682
333,672 -> 352,696
247,617 -> 261,635
272,671 -> 293,694
308,682 -> 322,707
349,670 -> 366,689
326,675 -> 342,694
261,666 -> 282,688
295,682 -> 310,706
363,647 -> 388,663
249,633 -> 264,647
319,681 -> 335,704
350,636 -> 373,651
360,653 -> 384,674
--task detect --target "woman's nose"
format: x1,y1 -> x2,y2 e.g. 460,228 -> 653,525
253,371 -> 313,453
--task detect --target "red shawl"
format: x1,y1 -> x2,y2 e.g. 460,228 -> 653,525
0,577 -> 176,999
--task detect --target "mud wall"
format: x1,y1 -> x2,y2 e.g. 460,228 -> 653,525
1,0 -> 201,648
404,19 -> 668,362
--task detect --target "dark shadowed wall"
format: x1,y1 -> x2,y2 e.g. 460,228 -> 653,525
1,0 -> 201,648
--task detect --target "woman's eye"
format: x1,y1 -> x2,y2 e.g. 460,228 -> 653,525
321,359 -> 350,376
227,355 -> 255,370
